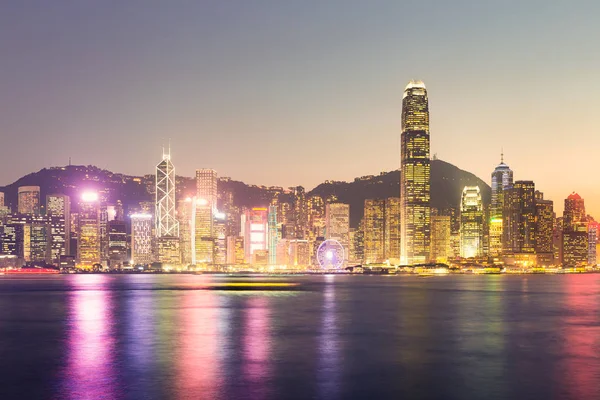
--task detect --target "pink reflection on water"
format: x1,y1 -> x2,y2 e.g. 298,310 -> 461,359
176,288 -> 222,399
61,275 -> 118,400
243,297 -> 271,399
555,276 -> 600,399
318,280 -> 341,398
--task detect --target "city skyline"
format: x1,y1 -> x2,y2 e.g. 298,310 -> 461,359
1,2 -> 599,217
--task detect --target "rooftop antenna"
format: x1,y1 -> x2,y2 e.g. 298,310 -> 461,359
500,147 -> 504,163
68,157 -> 71,166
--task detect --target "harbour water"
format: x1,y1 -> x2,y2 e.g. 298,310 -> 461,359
1,274 -> 599,399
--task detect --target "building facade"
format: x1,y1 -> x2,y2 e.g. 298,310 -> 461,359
400,80 -> 431,264
155,148 -> 179,237
460,186 -> 484,258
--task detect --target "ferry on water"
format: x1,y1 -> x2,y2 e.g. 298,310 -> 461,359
4,267 -> 60,275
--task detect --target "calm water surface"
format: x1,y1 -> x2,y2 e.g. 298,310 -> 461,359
1,274 -> 600,399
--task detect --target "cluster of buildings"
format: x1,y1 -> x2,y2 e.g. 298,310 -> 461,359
0,81 -> 596,271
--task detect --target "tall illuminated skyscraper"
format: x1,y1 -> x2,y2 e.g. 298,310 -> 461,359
384,197 -> 401,262
194,169 -> 218,264
177,198 -> 194,265
430,215 -> 451,263
489,153 -> 513,256
107,219 -> 127,267
18,186 -> 41,215
325,203 -> 350,265
460,186 -> 484,258
196,169 -> 218,207
131,213 -> 154,265
534,191 -> 554,265
242,207 -> 268,263
562,192 -> 588,266
155,146 -> 179,237
400,80 -> 430,264
364,199 -> 385,264
268,205 -> 278,265
46,194 -> 71,262
78,192 -> 101,267
504,181 -> 536,254
193,198 -> 213,264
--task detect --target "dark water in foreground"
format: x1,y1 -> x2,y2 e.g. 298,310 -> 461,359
1,274 -> 600,400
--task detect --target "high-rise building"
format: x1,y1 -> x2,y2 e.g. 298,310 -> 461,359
588,220 -> 598,267
194,169 -> 218,264
430,215 -> 451,263
563,192 -> 586,231
534,191 -> 554,265
503,181 -> 536,254
107,219 -> 127,267
400,80 -> 431,265
1,223 -> 24,258
78,192 -> 101,267
384,197 -> 401,262
226,236 -> 245,264
489,154 -> 513,256
289,239 -> 310,266
213,215 -> 227,265
177,198 -> 193,265
131,213 -> 153,265
268,205 -> 278,265
157,236 -> 181,266
192,198 -> 213,264
155,147 -> 179,237
460,186 -> 484,258
350,221 -> 365,265
364,199 -> 386,264
18,186 -> 41,215
196,169 -> 218,207
0,192 -> 9,223
562,193 -> 588,267
46,194 -> 71,262
242,208 -> 268,263
325,203 -> 350,264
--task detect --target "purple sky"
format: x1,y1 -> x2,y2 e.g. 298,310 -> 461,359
1,1 -> 599,215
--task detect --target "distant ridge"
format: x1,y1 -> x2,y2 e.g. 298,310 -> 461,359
0,159 -> 490,227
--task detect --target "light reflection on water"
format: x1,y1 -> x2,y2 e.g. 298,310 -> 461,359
60,275 -> 119,399
2,274 -> 600,399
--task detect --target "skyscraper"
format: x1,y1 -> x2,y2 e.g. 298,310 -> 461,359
268,205 -> 278,265
242,207 -> 268,263
155,147 -> 179,237
18,186 -> 41,215
46,194 -> 71,263
107,219 -> 127,267
325,203 -> 350,264
489,154 -> 513,256
430,215 -> 451,263
460,186 -> 484,258
177,198 -> 193,265
131,213 -> 154,265
504,181 -> 536,254
534,191 -> 554,265
400,80 -> 430,265
364,199 -> 386,264
384,197 -> 401,262
196,169 -> 218,207
194,169 -> 218,264
562,193 -> 588,267
78,192 -> 101,267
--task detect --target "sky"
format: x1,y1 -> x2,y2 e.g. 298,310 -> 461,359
1,1 -> 599,215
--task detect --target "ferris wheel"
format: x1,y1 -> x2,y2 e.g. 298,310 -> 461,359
317,239 -> 345,270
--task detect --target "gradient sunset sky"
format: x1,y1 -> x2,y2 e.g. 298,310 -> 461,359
1,1 -> 599,215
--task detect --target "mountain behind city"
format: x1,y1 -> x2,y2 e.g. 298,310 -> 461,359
0,159 -> 490,227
